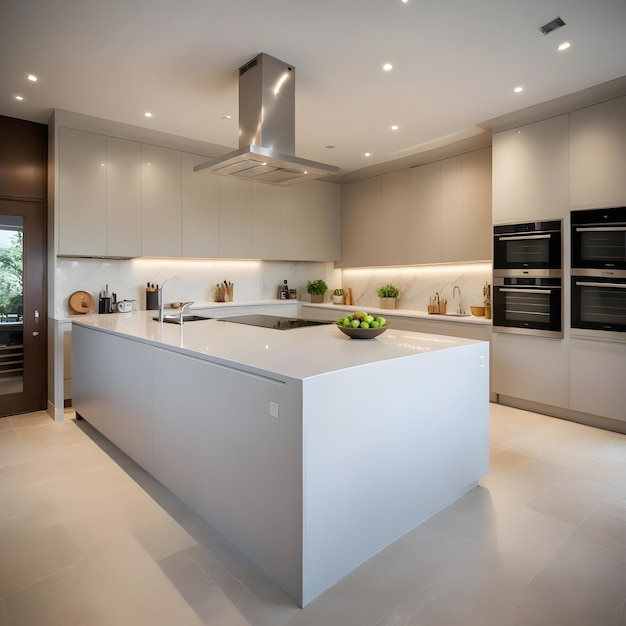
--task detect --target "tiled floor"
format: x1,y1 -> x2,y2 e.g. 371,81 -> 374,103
0,404 -> 625,626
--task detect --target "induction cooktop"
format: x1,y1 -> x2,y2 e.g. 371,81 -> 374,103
218,314 -> 333,330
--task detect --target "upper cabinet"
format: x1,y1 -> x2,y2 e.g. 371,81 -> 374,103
281,181 -> 341,261
182,153 -> 220,258
141,144 -> 182,257
218,176 -> 253,258
570,95 -> 626,209
339,177 -> 382,267
58,127 -> 107,256
107,137 -> 142,258
492,114 -> 570,224
339,147 -> 491,267
55,125 -> 336,261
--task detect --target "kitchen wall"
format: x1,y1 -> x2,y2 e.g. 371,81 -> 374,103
56,257 -> 341,318
342,262 -> 491,312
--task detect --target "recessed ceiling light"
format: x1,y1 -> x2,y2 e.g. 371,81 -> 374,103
382,63 -> 393,72
402,0 -> 409,3
14,95 -> 24,101
364,152 -> 372,157
144,112 -> 153,118
557,41 -> 571,51
222,115 -> 232,119
391,125 -> 399,131
27,74 -> 37,82
513,86 -> 523,93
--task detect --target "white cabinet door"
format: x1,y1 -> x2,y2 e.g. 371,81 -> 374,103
281,181 -> 341,261
58,127 -> 107,256
411,161 -> 443,264
459,147 -> 492,262
492,115 -> 569,223
338,177 -> 382,267
219,176 -> 253,258
492,333 -> 569,408
252,182 -> 281,259
141,144 -> 182,257
441,157 -> 462,262
182,153 -> 220,258
380,169 -> 414,265
107,137 -> 142,257
570,338 -> 626,422
570,96 -> 626,209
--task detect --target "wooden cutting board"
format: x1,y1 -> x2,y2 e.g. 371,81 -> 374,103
68,291 -> 95,315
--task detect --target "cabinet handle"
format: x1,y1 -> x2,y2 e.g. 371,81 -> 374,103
576,281 -> 626,289
575,226 -> 626,232
497,234 -> 551,241
499,288 -> 554,294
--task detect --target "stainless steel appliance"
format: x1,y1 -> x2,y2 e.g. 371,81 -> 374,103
492,276 -> 563,338
571,207 -> 626,271
494,220 -> 562,273
194,53 -> 338,186
218,314 -> 333,330
571,270 -> 626,335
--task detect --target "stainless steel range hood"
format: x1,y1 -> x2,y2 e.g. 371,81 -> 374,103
194,53 -> 338,186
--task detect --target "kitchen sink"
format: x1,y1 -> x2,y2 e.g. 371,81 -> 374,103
153,315 -> 212,324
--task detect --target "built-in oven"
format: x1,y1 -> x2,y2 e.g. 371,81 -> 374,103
492,275 -> 563,338
571,269 -> 626,335
494,220 -> 562,272
571,207 -> 626,271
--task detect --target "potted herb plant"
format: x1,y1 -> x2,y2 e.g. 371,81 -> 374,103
376,283 -> 399,309
307,279 -> 328,303
332,288 -> 345,305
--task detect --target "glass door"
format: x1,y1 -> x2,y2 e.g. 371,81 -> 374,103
0,201 -> 46,416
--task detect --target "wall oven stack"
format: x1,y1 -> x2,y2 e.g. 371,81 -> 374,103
492,220 -> 563,338
571,207 -> 626,336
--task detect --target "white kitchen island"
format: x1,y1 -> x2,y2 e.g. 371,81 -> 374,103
71,311 -> 489,607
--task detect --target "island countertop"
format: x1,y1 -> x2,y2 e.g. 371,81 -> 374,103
72,311 -> 485,381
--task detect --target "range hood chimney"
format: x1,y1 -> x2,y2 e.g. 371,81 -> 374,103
194,53 -> 338,186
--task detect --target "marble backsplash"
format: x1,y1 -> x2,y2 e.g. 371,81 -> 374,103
55,257 -> 491,318
341,263 -> 492,313
55,258 -> 341,318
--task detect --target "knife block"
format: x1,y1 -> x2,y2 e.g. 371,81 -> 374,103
146,290 -> 159,310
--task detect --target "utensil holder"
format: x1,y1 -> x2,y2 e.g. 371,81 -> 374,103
146,290 -> 159,310
427,301 -> 447,314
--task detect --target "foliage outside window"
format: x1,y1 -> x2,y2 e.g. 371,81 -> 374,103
0,231 -> 23,317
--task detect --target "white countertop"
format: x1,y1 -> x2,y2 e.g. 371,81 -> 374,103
72,310 -> 485,381
300,302 -> 492,325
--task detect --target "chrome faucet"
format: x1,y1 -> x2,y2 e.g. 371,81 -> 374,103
158,276 -> 180,323
179,301 -> 195,324
453,285 -> 464,314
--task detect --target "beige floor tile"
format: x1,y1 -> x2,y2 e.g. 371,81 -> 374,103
129,513 -> 197,562
74,529 -> 204,626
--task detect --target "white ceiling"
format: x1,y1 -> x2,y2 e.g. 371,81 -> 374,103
1,0 -> 625,180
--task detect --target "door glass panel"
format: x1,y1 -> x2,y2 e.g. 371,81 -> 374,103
0,216 -> 24,395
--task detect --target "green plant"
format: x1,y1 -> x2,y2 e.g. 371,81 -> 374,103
333,288 -> 344,296
307,279 -> 328,296
376,284 -> 399,298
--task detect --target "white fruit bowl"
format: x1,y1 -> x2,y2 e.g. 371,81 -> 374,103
337,325 -> 388,339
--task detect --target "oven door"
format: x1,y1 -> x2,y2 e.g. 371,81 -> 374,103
493,276 -> 563,338
571,207 -> 626,271
493,220 -> 562,272
571,272 -> 626,334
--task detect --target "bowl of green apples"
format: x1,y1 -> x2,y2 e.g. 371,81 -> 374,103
336,311 -> 388,339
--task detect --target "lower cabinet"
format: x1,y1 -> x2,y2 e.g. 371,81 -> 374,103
491,333 -> 570,409
570,338 -> 626,422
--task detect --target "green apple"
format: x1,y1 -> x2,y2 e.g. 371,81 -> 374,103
354,310 -> 368,319
360,321 -> 370,328
370,320 -> 380,328
376,316 -> 386,327
351,319 -> 360,328
342,318 -> 351,327
364,315 -> 374,324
